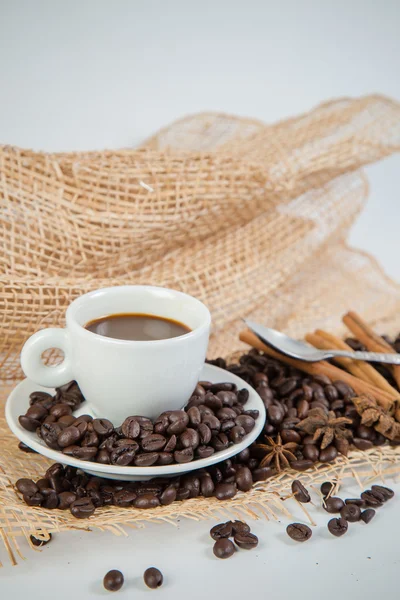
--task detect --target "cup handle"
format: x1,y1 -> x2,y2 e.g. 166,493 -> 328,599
20,328 -> 74,388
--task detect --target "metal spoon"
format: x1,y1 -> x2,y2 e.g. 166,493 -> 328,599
244,320 -> 400,365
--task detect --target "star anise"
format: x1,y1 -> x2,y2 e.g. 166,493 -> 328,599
254,433 -> 298,472
296,408 -> 352,450
352,395 -> 400,441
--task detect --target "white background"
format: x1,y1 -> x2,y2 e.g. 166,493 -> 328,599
0,0 -> 400,597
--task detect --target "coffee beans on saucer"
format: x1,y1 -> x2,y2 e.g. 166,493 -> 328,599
18,380 -> 258,468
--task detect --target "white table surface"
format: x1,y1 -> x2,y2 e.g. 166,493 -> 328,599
1,0 -> 400,596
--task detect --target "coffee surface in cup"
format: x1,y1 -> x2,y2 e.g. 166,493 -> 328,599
85,313 -> 191,341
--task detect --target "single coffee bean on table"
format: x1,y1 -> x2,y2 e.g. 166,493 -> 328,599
286,523 -> 312,542
210,521 -> 233,540
327,517 -> 348,537
30,534 -> 52,547
213,538 -> 236,559
340,504 -> 361,522
103,569 -> 124,592
143,567 -> 164,588
234,532 -> 258,549
323,497 -> 345,513
291,480 -> 311,503
360,509 -> 376,524
371,485 -> 394,501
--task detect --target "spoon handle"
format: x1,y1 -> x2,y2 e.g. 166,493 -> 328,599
331,350 -> 400,365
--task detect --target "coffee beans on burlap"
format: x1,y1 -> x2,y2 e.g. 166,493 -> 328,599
103,570 -> 124,592
18,380 -> 258,467
143,567 -> 163,588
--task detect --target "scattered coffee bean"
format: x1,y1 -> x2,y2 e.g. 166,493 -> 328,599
30,534 -> 52,547
103,569 -> 124,592
213,538 -> 236,559
16,478 -> 38,496
340,504 -> 361,522
360,508 -> 376,524
291,480 -> 311,503
371,485 -> 394,500
327,517 -> 348,537
323,497 -> 344,513
320,481 -> 335,496
286,523 -> 312,542
345,498 -> 365,507
18,441 -> 37,453
361,490 -> 384,508
210,521 -> 233,540
234,532 -> 258,549
143,567 -> 163,588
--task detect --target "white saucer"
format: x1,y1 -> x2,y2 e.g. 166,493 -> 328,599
5,364 -> 265,481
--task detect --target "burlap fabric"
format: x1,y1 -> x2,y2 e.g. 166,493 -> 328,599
1,94 -> 400,564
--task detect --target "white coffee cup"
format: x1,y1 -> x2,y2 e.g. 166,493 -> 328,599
20,286 -> 211,422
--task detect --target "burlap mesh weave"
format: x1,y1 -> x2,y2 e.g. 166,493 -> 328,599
1,94 -> 400,564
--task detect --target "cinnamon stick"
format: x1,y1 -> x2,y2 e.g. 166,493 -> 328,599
239,328 -> 395,411
305,332 -> 374,386
343,311 -> 400,388
314,329 -> 400,400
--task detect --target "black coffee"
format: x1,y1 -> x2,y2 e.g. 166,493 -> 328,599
85,313 -> 191,341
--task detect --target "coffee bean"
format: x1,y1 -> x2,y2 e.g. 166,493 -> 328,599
213,538 -> 236,559
280,430 -> 301,444
327,517 -> 348,537
40,422 -> 62,450
196,445 -> 215,459
42,491 -> 59,509
198,423 -> 212,445
210,521 -> 233,540
187,406 -> 201,426
324,497 -> 344,513
26,404 -> 48,421
57,425 -> 81,448
217,390 -> 237,407
371,485 -> 394,500
237,389 -> 249,405
70,497 -> 95,518
286,523 -> 312,542
167,411 -> 189,435
16,478 -> 38,495
340,504 -> 361,522
19,415 -> 41,432
210,382 -> 236,393
29,390 -> 53,406
231,520 -> 250,535
360,508 -> 376,524
174,448 -> 194,463
18,441 -> 37,453
229,425 -> 246,444
217,407 -> 237,422
333,381 -> 355,398
113,489 -> 137,506
353,438 -> 374,451
23,492 -> 43,506
134,452 -> 159,466
215,483 -> 237,500
194,383 -> 206,396
201,413 -> 221,432
235,466 -> 253,492
199,473 -> 215,497
345,498 -> 365,507
160,485 -> 177,505
234,532 -> 258,549
204,393 -> 223,411
92,418 -> 114,437
180,428 -> 200,449
57,415 -> 76,426
252,466 -> 274,482
103,569 -> 124,592
121,416 -> 140,439
320,481 -> 335,496
291,480 -> 311,503
235,414 -> 255,433
302,444 -> 319,462
30,534 -> 52,547
267,405 -> 284,425
97,449 -> 111,464
319,446 -> 338,463
211,432 -> 229,452
290,459 -> 313,472
134,494 -> 160,509
361,490 -> 383,508
58,491 -> 77,509
37,478 -> 50,491
236,447 -> 250,462
143,567 -> 163,588
369,487 -> 387,503
50,403 -> 72,419
73,446 -> 98,461
141,433 -> 167,452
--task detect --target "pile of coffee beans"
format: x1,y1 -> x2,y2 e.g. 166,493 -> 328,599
18,380 -> 258,467
210,520 -> 258,558
285,480 -> 394,541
